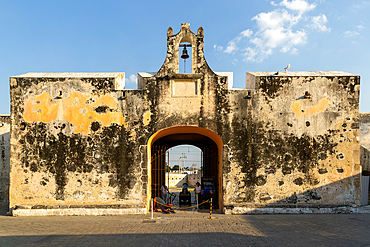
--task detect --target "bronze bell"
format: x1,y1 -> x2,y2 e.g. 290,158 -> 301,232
181,46 -> 189,59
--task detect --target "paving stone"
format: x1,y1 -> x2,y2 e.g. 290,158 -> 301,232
0,212 -> 370,246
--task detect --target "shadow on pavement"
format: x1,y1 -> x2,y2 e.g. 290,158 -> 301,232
1,231 -> 369,247
0,206 -> 8,216
0,232 -> 266,247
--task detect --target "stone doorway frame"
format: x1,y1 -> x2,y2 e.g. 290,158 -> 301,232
147,126 -> 224,211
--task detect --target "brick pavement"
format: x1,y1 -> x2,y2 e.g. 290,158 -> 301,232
1,206 -> 370,247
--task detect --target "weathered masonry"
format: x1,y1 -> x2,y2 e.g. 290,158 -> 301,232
0,116 -> 10,207
8,23 -> 364,216
360,113 -> 370,205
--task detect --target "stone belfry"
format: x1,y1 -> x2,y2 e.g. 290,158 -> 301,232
137,23 -> 232,97
156,23 -> 208,76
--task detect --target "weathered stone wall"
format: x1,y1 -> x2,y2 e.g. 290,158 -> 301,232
168,173 -> 187,187
0,115 -> 10,205
8,23 -> 362,215
360,113 -> 370,205
187,174 -> 201,187
360,113 -> 370,175
224,72 -> 361,213
9,73 -> 149,213
9,21 -> 230,215
167,173 -> 201,187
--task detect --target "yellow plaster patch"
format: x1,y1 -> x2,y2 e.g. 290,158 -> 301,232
23,91 -> 127,134
143,111 -> 151,126
291,97 -> 332,117
24,92 -> 58,123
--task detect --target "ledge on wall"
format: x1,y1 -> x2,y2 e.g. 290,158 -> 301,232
12,204 -> 146,216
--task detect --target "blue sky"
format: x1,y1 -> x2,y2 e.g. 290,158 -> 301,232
1,0 -> 369,116
168,145 -> 201,170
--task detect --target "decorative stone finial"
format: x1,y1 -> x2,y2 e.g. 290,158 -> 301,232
197,26 -> 204,37
167,26 -> 173,37
181,23 -> 190,30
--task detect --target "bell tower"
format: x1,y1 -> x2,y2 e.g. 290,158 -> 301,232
137,23 -> 232,90
155,23 -> 207,76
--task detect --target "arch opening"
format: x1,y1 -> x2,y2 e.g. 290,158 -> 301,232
148,126 -> 223,210
168,145 -> 201,174
179,42 -> 192,73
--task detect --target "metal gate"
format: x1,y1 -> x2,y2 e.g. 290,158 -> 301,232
151,142 -> 219,208
151,145 -> 169,198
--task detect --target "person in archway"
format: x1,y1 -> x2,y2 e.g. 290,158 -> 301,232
154,197 -> 175,214
161,184 -> 169,204
194,182 -> 202,204
201,184 -> 215,209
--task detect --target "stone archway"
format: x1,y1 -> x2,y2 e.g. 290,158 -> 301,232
147,126 -> 223,210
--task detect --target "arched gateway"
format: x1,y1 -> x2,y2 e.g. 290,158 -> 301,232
148,126 -> 224,210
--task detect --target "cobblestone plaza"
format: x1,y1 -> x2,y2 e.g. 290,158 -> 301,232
1,206 -> 370,246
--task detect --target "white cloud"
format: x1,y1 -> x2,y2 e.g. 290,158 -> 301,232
214,0 -> 328,63
252,9 -> 300,30
290,47 -> 298,54
213,44 -> 224,51
278,0 -> 316,14
357,25 -> 365,30
310,14 -> 331,32
240,29 -> 253,37
224,40 -> 238,54
344,31 -> 360,37
223,29 -> 253,54
243,47 -> 259,62
264,27 -> 306,48
244,27 -> 307,62
245,0 -> 311,62
125,74 -> 137,85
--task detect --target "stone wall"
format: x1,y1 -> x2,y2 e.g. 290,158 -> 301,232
360,113 -> 370,205
223,72 -> 361,213
9,73 -> 149,215
0,115 -> 10,205
360,113 -> 370,175
8,23 -> 362,215
168,173 -> 187,187
167,173 -> 201,188
187,174 -> 201,187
